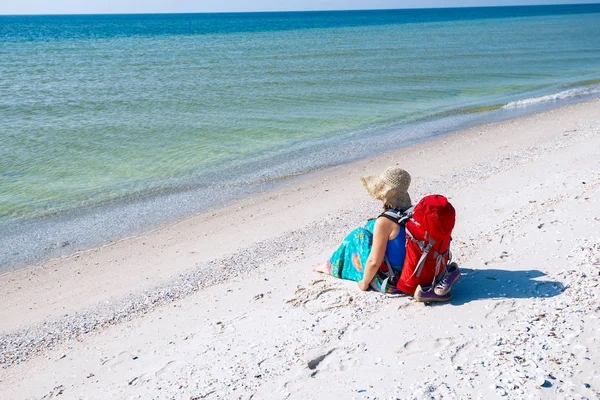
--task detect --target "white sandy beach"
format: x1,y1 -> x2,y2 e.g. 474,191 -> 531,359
1,100 -> 600,399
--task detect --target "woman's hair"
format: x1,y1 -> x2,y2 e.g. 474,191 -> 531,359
381,187 -> 409,212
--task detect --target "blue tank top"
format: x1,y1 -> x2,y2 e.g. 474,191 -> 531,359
364,217 -> 406,271
385,225 -> 406,271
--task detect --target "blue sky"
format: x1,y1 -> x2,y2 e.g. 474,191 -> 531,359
0,0 -> 597,15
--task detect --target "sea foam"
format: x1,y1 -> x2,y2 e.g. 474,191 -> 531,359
503,85 -> 600,109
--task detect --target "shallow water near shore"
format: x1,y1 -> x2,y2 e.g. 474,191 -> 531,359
1,5 -> 600,271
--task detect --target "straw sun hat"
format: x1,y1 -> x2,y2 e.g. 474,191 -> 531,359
360,167 -> 412,211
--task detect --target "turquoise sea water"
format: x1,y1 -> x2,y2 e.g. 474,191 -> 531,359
1,5 -> 600,270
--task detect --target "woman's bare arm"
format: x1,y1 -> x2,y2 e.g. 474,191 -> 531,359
358,218 -> 394,291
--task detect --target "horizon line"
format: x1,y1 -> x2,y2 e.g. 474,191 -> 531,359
1,2 -> 598,17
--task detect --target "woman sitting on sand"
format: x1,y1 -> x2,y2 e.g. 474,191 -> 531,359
314,166 -> 457,301
313,166 -> 411,293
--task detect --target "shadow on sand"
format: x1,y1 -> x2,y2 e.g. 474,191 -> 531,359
449,268 -> 565,306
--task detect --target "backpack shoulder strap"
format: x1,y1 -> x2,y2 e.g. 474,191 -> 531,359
378,207 -> 413,226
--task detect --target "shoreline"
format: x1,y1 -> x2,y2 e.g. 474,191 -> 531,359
3,87 -> 600,274
1,99 -> 599,398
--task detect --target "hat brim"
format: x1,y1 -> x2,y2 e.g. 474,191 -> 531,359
360,175 -> 384,199
360,175 -> 411,211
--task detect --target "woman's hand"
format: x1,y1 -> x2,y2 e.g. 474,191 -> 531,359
357,279 -> 369,291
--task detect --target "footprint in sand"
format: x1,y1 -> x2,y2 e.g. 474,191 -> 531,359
485,300 -> 518,326
209,314 -> 247,336
484,299 -> 515,318
40,385 -> 65,399
434,337 -> 454,350
403,339 -> 417,352
447,340 -> 477,364
402,337 -> 456,356
127,360 -> 178,387
100,351 -> 137,367
307,348 -> 336,371
154,360 -> 178,377
277,348 -> 337,397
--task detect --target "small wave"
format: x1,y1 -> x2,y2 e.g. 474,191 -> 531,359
503,85 -> 600,109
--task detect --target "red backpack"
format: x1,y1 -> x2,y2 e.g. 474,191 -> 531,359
396,195 -> 456,295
